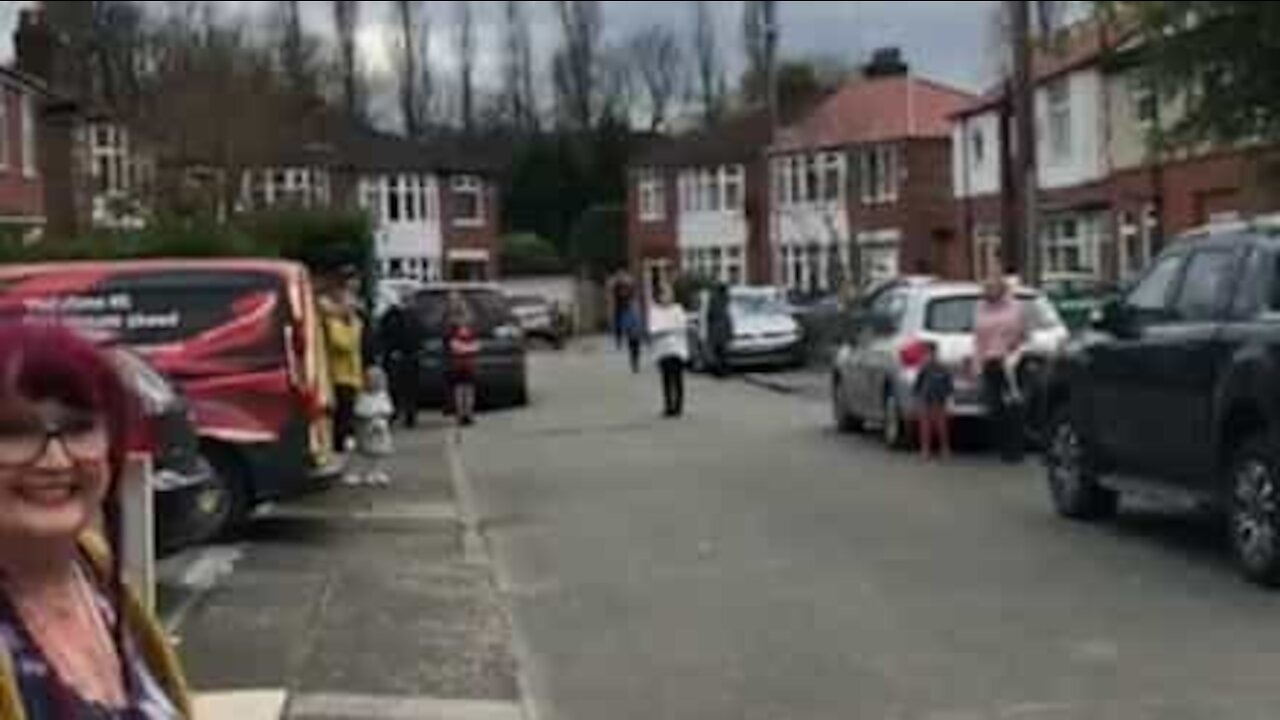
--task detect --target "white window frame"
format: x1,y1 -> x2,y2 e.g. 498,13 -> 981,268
1130,75 -> 1158,129
820,153 -> 845,205
451,175 -> 485,227
20,93 -> 35,178
859,144 -> 900,206
638,169 -> 665,222
722,165 -> 745,212
1041,214 -> 1100,277
1047,78 -> 1072,162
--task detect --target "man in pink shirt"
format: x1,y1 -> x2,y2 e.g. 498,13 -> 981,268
973,276 -> 1027,463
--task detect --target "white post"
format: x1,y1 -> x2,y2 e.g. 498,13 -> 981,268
119,453 -> 156,614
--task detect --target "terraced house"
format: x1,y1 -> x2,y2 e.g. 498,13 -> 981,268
627,50 -> 976,300
952,15 -> 1280,284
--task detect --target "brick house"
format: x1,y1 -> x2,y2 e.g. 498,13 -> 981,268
626,52 -> 976,302
0,66 -> 47,237
768,57 -> 978,292
952,18 -> 1280,284
627,111 -> 775,305
11,7 -> 503,280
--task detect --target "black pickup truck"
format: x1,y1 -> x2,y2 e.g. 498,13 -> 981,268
1042,222 -> 1280,586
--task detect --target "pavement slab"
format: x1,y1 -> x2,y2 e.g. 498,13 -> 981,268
164,418 -> 521,717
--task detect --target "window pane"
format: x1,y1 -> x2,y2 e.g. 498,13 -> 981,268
387,178 -> 401,222
1127,254 -> 1183,311
1173,251 -> 1236,321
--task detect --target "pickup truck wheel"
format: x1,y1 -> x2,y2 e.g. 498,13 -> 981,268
1045,409 -> 1117,521
1228,436 -> 1280,587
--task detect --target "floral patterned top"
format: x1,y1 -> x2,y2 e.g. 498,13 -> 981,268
0,563 -> 179,719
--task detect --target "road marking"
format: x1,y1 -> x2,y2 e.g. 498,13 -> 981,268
195,690 -> 288,720
445,434 -> 486,563
259,502 -> 458,523
286,693 -> 522,720
160,544 -> 246,635
446,436 -> 542,720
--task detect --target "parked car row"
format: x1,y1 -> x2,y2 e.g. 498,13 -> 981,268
820,219 -> 1280,588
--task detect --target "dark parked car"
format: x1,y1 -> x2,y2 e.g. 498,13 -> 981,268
111,349 -> 229,555
409,283 -> 530,408
1042,221 -> 1280,586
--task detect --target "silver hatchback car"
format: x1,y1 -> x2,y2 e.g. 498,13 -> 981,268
831,277 -> 1069,449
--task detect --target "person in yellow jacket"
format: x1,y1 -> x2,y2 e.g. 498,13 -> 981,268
321,280 -> 365,456
0,324 -> 192,719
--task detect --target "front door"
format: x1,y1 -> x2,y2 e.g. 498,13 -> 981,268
1088,252 -> 1185,472
1132,248 -> 1240,481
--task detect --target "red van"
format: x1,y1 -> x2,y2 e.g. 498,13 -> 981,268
0,259 -> 335,535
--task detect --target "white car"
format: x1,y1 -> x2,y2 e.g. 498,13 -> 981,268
831,277 -> 1069,449
689,286 -> 805,370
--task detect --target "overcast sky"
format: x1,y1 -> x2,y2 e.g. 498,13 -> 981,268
1,1 -> 1003,103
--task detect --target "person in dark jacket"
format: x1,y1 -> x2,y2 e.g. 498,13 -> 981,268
707,284 -> 735,378
378,299 -> 424,429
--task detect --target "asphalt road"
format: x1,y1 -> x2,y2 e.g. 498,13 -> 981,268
462,343 -> 1280,720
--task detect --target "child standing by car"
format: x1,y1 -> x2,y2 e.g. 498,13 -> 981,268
447,293 -> 481,427
347,366 -> 395,486
914,341 -> 954,460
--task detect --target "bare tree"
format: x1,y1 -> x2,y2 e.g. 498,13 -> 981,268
598,45 -> 635,126
455,0 -> 476,133
628,25 -> 683,132
692,1 -> 727,124
555,0 -> 604,130
332,0 -> 363,121
394,0 -> 432,136
503,0 -> 538,131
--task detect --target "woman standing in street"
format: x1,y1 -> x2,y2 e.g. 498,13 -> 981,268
972,275 -> 1027,463
0,324 -> 192,718
648,285 -> 690,418
322,282 -> 365,454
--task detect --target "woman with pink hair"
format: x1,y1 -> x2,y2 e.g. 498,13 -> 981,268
0,323 -> 191,718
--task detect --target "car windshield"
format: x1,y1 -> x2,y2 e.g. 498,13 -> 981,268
925,295 -> 1061,334
731,294 -> 788,316
413,290 -> 513,333
508,296 -> 545,308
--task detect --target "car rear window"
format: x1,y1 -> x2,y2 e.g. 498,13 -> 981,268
412,289 -> 513,333
925,295 -> 1059,334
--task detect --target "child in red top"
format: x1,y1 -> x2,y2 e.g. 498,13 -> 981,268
447,300 -> 481,426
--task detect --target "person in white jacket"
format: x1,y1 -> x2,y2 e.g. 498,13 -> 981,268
647,284 -> 690,417
346,366 -> 396,485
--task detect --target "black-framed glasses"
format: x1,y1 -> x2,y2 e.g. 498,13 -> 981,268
0,417 -> 108,469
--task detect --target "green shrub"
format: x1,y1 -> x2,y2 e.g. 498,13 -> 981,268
501,233 -> 567,276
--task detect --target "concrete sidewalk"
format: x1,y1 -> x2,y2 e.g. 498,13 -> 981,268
160,421 -> 521,719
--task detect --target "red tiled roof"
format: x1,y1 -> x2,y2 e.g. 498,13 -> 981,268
770,75 -> 978,153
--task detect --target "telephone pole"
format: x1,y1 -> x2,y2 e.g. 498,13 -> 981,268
764,1 -> 779,135
1009,0 -> 1040,284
